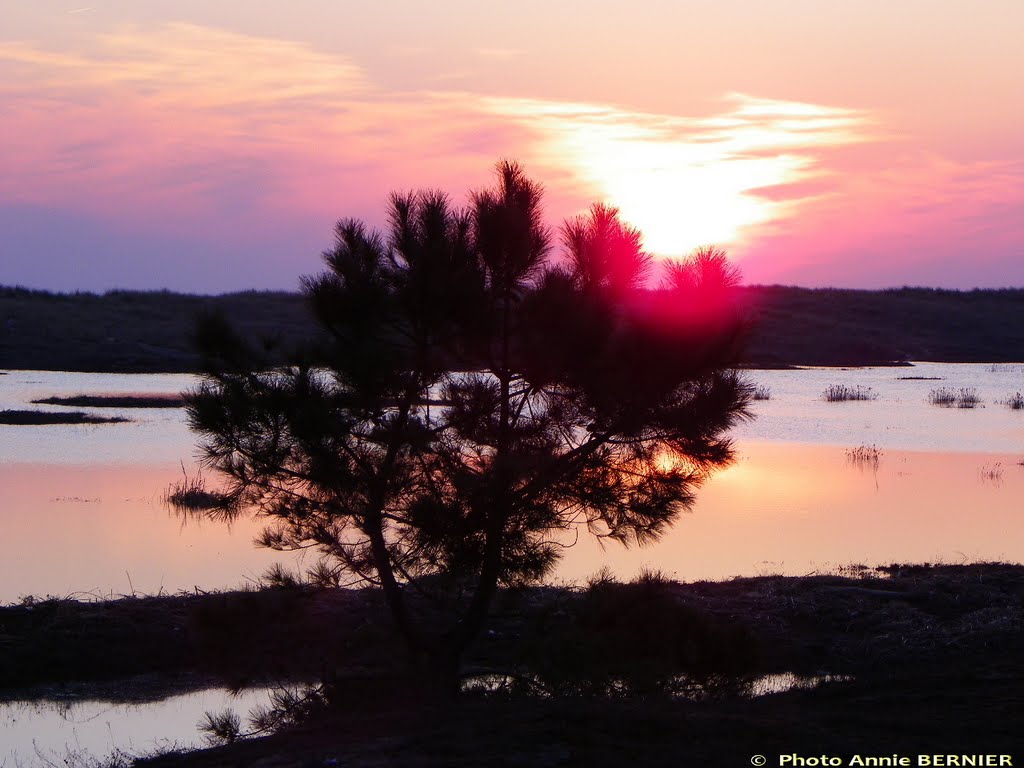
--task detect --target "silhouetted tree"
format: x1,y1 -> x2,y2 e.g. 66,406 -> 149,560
186,161 -> 751,697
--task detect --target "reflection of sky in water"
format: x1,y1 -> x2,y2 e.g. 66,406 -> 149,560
1,364 -> 1022,600
557,440 -> 1024,584
0,687 -> 273,766
0,371 -> 197,465
735,362 -> 1024,453
0,464 -> 287,603
1,364 -> 1021,465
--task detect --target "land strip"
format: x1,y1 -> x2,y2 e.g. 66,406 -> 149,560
3,564 -> 1023,764
3,285 -> 1024,372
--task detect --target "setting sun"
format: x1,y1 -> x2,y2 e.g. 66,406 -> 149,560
571,141 -> 786,256
484,94 -> 873,262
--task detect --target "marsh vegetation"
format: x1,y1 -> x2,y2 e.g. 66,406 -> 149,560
928,386 -> 982,408
821,384 -> 877,402
164,469 -> 229,513
1000,392 -> 1024,410
846,444 -> 882,470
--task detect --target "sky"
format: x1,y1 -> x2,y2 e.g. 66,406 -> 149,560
2,1 -> 1022,293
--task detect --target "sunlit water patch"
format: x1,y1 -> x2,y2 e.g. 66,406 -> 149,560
557,441 -> 1024,583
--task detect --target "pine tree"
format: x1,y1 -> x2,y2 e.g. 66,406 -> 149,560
186,161 -> 751,697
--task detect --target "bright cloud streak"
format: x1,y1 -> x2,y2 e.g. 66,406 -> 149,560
484,94 -> 874,257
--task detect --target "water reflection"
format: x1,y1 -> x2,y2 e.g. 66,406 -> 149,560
0,464 -> 286,604
556,441 -> 1024,584
2,446 -> 1022,604
0,687 -> 272,766
2,365 -> 1023,601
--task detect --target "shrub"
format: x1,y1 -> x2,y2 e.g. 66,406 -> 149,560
751,385 -> 771,401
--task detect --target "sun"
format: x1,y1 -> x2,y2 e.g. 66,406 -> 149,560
558,129 -> 794,258
484,94 -> 867,261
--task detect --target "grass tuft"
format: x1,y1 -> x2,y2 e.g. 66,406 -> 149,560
751,385 -> 771,401
1000,392 -> 1024,410
978,463 -> 1004,484
822,384 -> 877,402
846,444 -> 882,469
928,387 -> 982,408
164,467 -> 229,512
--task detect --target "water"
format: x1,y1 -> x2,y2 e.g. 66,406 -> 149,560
732,362 -> 1024,453
1,363 -> 1023,762
0,687 -> 273,766
1,364 -> 1022,600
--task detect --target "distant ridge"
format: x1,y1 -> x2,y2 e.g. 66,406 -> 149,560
2,285 -> 1023,372
744,285 -> 1024,367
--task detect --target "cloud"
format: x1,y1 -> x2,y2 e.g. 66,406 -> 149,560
1,21 -> 1019,290
478,93 -> 877,255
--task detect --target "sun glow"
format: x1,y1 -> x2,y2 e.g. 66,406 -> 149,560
487,94 -> 872,259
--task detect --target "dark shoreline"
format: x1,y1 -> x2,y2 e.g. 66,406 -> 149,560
4,563 -> 1023,765
4,285 -> 1024,373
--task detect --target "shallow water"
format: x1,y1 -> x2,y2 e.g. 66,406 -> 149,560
0,464 -> 285,602
557,440 -> 1024,583
734,362 -> 1024,453
1,364 -> 1022,600
0,370 -> 195,466
0,687 -> 273,766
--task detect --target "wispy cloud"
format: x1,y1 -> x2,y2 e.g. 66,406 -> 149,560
481,93 -> 876,255
2,21 -> 1017,289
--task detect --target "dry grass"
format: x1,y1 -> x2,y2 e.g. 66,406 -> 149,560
751,385 -> 771,401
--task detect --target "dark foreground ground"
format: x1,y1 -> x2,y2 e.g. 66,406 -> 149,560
3,285 -> 1024,372
3,563 -> 1023,766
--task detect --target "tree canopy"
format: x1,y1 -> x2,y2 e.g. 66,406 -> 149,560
186,161 -> 751,695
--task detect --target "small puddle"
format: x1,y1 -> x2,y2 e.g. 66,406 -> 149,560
1,687 -> 273,766
749,672 -> 853,696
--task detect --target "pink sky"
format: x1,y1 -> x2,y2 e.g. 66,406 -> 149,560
2,1 -> 1022,292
